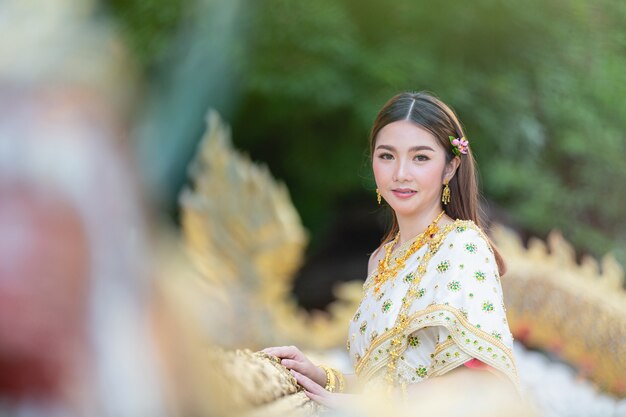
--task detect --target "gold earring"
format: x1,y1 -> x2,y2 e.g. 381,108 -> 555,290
442,181 -> 451,205
376,188 -> 382,205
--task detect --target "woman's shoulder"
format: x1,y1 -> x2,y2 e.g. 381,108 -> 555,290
438,219 -> 494,253
367,244 -> 387,277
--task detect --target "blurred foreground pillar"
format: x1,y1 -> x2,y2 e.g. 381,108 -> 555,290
0,0 -> 166,415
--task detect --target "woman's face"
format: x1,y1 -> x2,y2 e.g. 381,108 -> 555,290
372,120 -> 457,219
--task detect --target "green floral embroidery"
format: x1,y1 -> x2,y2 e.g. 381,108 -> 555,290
382,299 -> 393,313
359,321 -> 367,334
482,301 -> 494,312
447,280 -> 461,291
456,225 -> 467,233
436,260 -> 450,273
415,288 -> 425,298
491,331 -> 502,339
415,366 -> 428,378
370,330 -> 378,342
459,263 -> 465,269
465,242 -> 478,253
469,293 -> 474,299
408,335 -> 420,347
474,271 -> 486,282
353,311 -> 360,322
404,272 -> 415,283
459,308 -> 468,318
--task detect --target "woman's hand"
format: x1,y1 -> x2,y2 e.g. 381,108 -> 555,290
290,369 -> 357,410
261,345 -> 326,387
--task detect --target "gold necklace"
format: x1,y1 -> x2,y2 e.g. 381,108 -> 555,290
371,211 -> 445,294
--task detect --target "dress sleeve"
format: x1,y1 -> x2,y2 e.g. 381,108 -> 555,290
402,224 -> 519,386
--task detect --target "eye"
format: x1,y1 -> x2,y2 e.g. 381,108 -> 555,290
378,153 -> 393,160
414,154 -> 430,162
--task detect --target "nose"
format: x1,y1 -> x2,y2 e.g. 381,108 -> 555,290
393,157 -> 412,182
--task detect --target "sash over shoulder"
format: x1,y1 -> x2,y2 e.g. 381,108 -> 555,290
352,220 -> 519,391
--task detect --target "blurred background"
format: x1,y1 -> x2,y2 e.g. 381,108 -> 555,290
113,0 -> 626,309
1,0 -> 625,415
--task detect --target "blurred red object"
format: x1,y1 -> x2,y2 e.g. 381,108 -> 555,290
0,185 -> 90,399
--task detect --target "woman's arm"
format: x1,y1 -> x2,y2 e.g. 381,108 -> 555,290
341,372 -> 361,394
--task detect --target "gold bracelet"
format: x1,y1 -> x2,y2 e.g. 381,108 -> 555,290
319,365 -> 336,392
332,368 -> 345,393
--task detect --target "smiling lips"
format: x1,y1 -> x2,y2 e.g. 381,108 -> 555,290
391,188 -> 417,199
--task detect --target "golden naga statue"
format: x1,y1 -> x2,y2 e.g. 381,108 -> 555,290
493,225 -> 626,396
162,111 -> 625,415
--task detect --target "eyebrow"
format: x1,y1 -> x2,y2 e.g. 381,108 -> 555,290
375,144 -> 435,152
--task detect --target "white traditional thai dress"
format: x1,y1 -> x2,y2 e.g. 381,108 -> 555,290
347,219 -> 519,392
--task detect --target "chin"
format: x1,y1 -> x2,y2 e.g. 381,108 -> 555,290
389,205 -> 422,218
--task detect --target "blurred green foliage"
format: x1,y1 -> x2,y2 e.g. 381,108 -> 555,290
105,0 -> 188,72
108,0 -> 626,265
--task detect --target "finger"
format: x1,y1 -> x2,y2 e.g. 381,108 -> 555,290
265,346 -> 299,359
282,360 -> 323,386
261,347 -> 279,356
280,358 -> 304,372
292,370 -> 326,396
304,390 -> 325,405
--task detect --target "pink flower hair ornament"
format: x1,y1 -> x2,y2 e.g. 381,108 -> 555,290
449,136 -> 469,156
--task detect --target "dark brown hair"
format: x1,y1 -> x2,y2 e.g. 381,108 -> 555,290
369,91 -> 506,275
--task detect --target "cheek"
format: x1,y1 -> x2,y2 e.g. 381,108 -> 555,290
428,157 -> 448,177
372,160 -> 388,182
425,166 -> 444,182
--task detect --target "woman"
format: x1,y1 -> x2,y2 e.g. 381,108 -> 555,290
263,91 -> 519,409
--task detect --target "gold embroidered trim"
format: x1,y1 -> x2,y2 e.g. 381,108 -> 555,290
432,339 -> 454,358
356,221 -> 460,375
362,217 -> 461,290
355,220 -> 516,387
381,221 -> 461,385
360,350 -> 391,382
407,304 -> 516,363
355,329 -> 397,375
357,303 -> 518,379
362,242 -> 429,292
431,355 -> 469,378
431,342 -> 522,394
